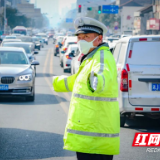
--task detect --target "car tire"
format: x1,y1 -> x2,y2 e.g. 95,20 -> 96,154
26,87 -> 35,102
54,53 -> 57,56
38,47 -> 41,50
120,114 -> 126,127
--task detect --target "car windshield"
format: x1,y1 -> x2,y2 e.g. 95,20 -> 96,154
19,37 -> 32,42
107,39 -> 119,42
3,44 -> 32,54
0,51 -> 28,64
39,35 -> 47,38
5,37 -> 16,39
58,37 -> 63,42
32,37 -> 39,42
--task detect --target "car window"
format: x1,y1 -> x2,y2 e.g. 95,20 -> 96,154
19,37 -> 32,42
117,43 -> 127,64
0,51 -> 28,64
75,48 -> 80,56
3,44 -> 31,54
113,43 -> 122,63
128,41 -> 160,65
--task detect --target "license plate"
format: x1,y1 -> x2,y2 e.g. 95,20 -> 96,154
152,84 -> 160,91
0,85 -> 9,90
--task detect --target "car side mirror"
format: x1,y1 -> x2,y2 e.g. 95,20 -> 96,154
31,60 -> 39,65
34,51 -> 39,54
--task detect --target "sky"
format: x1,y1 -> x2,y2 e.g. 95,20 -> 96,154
30,0 -> 76,16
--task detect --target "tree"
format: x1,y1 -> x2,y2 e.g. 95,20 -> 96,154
5,7 -> 31,29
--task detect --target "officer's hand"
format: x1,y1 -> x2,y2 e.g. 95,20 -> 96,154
89,71 -> 98,91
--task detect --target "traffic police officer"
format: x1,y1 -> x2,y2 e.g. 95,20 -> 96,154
53,17 -> 120,160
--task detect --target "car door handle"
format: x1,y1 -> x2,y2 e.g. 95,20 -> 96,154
138,78 -> 160,82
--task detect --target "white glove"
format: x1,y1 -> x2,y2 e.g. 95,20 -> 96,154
89,71 -> 98,91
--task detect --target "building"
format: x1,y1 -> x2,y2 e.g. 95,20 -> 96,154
17,3 -> 41,18
116,0 -> 152,6
133,0 -> 160,35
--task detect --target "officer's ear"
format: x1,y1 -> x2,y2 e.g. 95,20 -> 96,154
98,35 -> 103,42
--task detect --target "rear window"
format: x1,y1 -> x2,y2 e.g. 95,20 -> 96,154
128,42 -> 160,65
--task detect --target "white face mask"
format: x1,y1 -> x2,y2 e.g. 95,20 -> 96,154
77,36 -> 98,55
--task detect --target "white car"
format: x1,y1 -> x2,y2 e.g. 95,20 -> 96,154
60,36 -> 77,67
71,48 -> 82,75
113,35 -> 160,127
104,37 -> 119,49
1,39 -> 22,46
63,44 -> 78,73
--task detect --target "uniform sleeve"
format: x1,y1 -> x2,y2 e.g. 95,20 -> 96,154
52,74 -> 77,92
91,49 -> 115,93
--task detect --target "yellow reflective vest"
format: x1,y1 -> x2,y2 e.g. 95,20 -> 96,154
53,43 -> 120,155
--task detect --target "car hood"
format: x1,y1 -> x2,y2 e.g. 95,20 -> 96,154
0,65 -> 31,75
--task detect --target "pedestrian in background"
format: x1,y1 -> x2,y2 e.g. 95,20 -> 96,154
52,17 -> 120,160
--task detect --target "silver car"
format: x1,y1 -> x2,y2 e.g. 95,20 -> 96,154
2,42 -> 38,75
0,47 -> 39,101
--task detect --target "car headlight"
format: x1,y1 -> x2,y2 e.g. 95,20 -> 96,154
18,74 -> 32,81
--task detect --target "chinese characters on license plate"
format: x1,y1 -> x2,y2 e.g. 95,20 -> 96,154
0,85 -> 8,90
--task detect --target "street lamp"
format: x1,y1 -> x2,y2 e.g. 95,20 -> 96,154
4,0 -> 6,34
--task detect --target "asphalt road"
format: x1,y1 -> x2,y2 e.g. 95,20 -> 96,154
0,40 -> 160,160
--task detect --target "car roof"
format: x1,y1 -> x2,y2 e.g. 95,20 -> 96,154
6,36 -> 16,37
0,47 -> 25,52
69,44 -> 78,48
3,42 -> 33,45
3,39 -> 21,42
118,35 -> 160,43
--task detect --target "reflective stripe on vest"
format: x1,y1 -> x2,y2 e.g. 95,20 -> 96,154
64,78 -> 70,92
74,93 -> 117,102
67,129 -> 119,138
98,50 -> 105,92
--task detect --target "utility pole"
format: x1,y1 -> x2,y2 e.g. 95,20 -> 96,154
4,0 -> 6,34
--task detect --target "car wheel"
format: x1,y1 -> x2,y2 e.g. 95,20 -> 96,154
26,87 -> 35,102
54,53 -> 57,56
38,47 -> 41,50
120,114 -> 126,127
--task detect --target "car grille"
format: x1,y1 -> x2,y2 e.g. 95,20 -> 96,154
1,77 -> 14,84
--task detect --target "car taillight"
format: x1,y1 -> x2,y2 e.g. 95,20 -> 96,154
63,48 -> 67,51
66,55 -> 71,59
55,45 -> 59,48
120,69 -> 128,92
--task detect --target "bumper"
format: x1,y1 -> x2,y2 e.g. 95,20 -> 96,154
119,93 -> 160,113
0,87 -> 33,96
0,81 -> 34,96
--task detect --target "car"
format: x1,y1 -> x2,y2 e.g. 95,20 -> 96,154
36,33 -> 48,45
18,36 -> 35,51
4,36 -> 17,39
0,47 -> 39,101
54,36 -> 64,56
113,35 -> 160,127
53,33 -> 65,43
32,37 -> 41,50
2,42 -> 38,75
1,39 -> 22,46
104,37 -> 119,49
71,48 -> 82,75
60,36 -> 77,67
63,44 -> 78,73
35,36 -> 44,48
